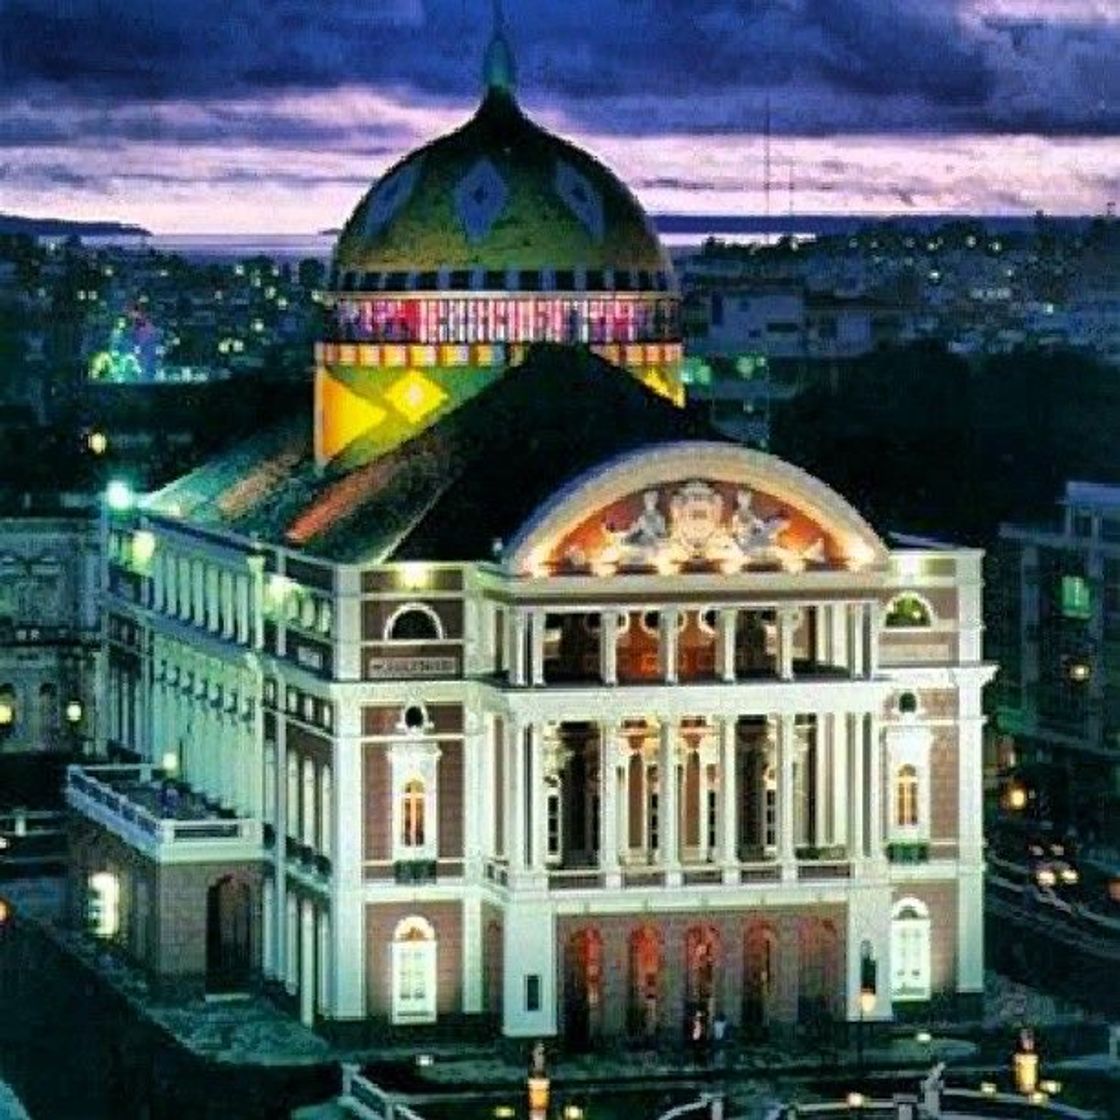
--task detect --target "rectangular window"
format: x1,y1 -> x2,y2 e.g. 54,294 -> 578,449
525,974 -> 541,1013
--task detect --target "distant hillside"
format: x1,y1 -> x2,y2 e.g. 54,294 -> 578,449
0,213 -> 151,238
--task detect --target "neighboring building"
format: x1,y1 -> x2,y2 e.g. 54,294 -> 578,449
0,502 -> 100,754
990,481 -> 1120,836
65,17 -> 993,1043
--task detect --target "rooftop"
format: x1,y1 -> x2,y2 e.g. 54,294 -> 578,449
147,345 -> 723,564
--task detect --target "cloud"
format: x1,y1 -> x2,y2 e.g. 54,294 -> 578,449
0,1 -> 1115,231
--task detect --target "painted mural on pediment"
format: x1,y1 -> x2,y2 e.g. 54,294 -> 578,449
549,480 -> 842,575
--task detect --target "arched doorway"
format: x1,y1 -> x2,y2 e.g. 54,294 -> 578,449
685,924 -> 720,1023
742,921 -> 777,1036
798,917 -> 840,1039
563,928 -> 603,1050
628,925 -> 662,1041
205,875 -> 252,993
483,919 -> 503,1017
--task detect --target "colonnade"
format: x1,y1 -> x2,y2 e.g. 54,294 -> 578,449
498,710 -> 883,885
505,600 -> 881,686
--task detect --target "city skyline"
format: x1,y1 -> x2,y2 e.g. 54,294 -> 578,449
0,0 -> 1117,234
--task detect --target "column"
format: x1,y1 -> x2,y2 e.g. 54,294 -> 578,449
528,723 -> 548,873
660,609 -> 679,684
778,608 -> 795,680
600,611 -> 618,685
813,604 -> 830,666
317,909 -> 331,1016
866,712 -> 884,861
719,717 -> 738,883
236,573 -> 250,646
696,747 -> 710,862
463,894 -> 483,1013
299,899 -> 315,1026
846,604 -> 864,678
778,715 -> 797,879
261,876 -> 275,978
509,611 -> 527,686
847,713 -> 865,862
274,716 -> 288,988
247,556 -> 265,650
507,718 -> 526,871
285,894 -> 298,994
330,700 -> 365,1020
529,610 -> 546,687
832,712 -> 848,850
599,723 -> 621,885
716,609 -> 737,683
658,718 -> 681,884
865,600 -> 880,677
815,713 -> 831,847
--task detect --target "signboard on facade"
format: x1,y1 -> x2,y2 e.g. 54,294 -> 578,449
366,656 -> 457,680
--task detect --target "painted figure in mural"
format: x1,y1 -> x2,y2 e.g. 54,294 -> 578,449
730,490 -> 789,555
623,490 -> 668,548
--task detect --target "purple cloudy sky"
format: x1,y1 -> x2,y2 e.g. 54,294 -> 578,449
0,0 -> 1117,233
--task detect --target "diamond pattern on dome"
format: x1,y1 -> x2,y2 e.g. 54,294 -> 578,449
454,157 -> 509,244
385,371 -> 448,425
363,158 -> 424,238
555,160 -> 605,244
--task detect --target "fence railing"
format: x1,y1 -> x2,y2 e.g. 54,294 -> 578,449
658,1095 -> 724,1120
65,765 -> 262,859
763,1088 -> 1097,1120
340,1065 -> 427,1120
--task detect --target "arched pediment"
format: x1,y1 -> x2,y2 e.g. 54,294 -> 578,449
507,442 -> 888,576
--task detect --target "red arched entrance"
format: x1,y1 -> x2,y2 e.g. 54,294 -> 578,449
206,875 -> 252,993
628,925 -> 662,1041
798,917 -> 840,1037
685,924 -> 720,1027
563,928 -> 603,1049
742,921 -> 777,1036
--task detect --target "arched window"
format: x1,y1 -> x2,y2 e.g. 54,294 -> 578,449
890,898 -> 931,1002
386,604 -> 443,642
896,765 -> 919,828
391,916 -> 437,1024
88,871 -> 121,938
401,779 -> 426,848
885,594 -> 933,628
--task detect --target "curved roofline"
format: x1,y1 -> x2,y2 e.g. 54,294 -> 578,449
331,84 -> 674,279
506,440 -> 889,572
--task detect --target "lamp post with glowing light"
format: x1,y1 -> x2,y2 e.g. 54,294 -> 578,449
856,946 -> 877,1072
1013,1028 -> 1039,1095
527,1041 -> 550,1120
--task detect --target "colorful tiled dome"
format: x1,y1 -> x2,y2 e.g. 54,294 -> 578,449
333,56 -> 671,283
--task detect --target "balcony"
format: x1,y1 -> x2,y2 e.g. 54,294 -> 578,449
66,765 -> 262,865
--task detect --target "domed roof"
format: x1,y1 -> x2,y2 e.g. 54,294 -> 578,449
334,32 -> 672,283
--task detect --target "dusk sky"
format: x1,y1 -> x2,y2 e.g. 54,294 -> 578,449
1,0 -> 1117,233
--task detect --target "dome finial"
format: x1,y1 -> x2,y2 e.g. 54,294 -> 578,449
483,0 -> 516,95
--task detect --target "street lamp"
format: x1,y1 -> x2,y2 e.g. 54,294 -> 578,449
65,701 -> 83,725
857,986 -> 876,1068
856,944 -> 878,1071
105,480 -> 135,513
1013,1028 -> 1039,1095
